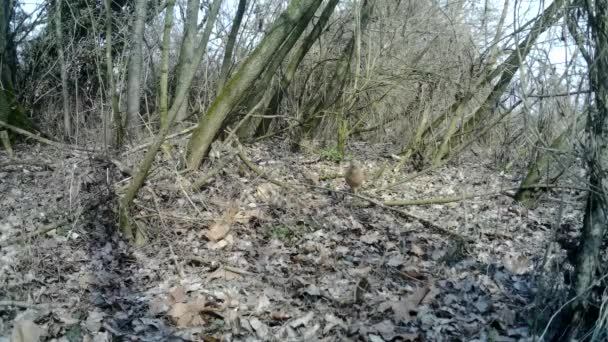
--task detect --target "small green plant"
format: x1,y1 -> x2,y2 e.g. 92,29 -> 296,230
319,147 -> 343,163
267,225 -> 294,241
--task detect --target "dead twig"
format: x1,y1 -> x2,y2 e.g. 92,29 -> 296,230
237,148 -> 294,189
0,219 -> 69,247
0,160 -> 54,169
328,187 -> 471,243
122,125 -> 197,156
0,120 -> 99,153
236,146 -> 468,243
191,155 -> 234,191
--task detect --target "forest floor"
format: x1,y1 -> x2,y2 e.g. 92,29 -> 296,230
0,138 -> 584,341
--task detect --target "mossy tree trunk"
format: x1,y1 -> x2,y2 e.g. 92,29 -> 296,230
233,0 -> 335,140
217,0 -> 247,91
125,0 -> 147,137
185,0 -> 324,170
53,0 -> 71,139
174,0 -> 201,125
249,0 -> 340,139
159,0 -> 176,129
293,0 -> 373,146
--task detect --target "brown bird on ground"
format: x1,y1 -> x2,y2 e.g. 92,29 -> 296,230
345,160 -> 365,194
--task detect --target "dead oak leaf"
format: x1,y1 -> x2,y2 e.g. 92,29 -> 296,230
361,231 -> 381,244
206,205 -> 239,241
168,300 -> 221,328
410,244 -> 425,256
205,221 -> 232,241
170,286 -> 187,303
289,311 -> 314,329
11,320 -> 44,342
392,284 -> 431,323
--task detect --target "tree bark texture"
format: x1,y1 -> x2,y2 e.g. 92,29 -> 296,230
174,0 -> 201,123
159,0 -> 176,129
185,0 -> 324,170
126,0 -> 147,136
217,0 -> 247,91
54,0 -> 71,139
432,0 -> 566,164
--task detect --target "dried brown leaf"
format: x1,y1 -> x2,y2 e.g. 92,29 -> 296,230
11,320 -> 44,342
289,311 -> 314,328
170,286 -> 187,303
392,285 -> 430,323
411,244 -> 425,256
361,231 -> 381,244
206,221 -> 232,241
168,300 -> 209,328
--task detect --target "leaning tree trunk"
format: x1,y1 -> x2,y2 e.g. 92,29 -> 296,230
53,0 -> 71,139
514,115 -> 586,205
293,0 -> 373,146
249,0 -> 340,139
185,0 -> 324,170
233,0 -> 336,140
174,0 -> 201,125
119,0 -> 223,240
125,0 -> 146,137
217,0 -> 247,91
431,0 -> 566,165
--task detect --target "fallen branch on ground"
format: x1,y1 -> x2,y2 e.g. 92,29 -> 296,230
0,120 -> 99,153
0,160 -> 54,169
0,219 -> 69,247
236,146 -> 469,243
122,125 -> 197,155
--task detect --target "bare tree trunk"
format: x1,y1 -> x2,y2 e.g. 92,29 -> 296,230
186,0 -> 324,170
159,0 -> 176,129
514,116 -> 586,205
234,0 -> 337,140
432,0 -> 566,164
119,0 -> 223,240
217,0 -> 247,91
564,1 -> 608,339
294,0 -> 373,145
250,0 -> 340,138
105,0 -> 122,146
0,0 -> 30,131
126,0 -> 146,137
53,0 -> 71,139
174,0 -> 201,125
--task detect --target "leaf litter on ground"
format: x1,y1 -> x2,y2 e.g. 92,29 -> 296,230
0,141 -> 585,341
